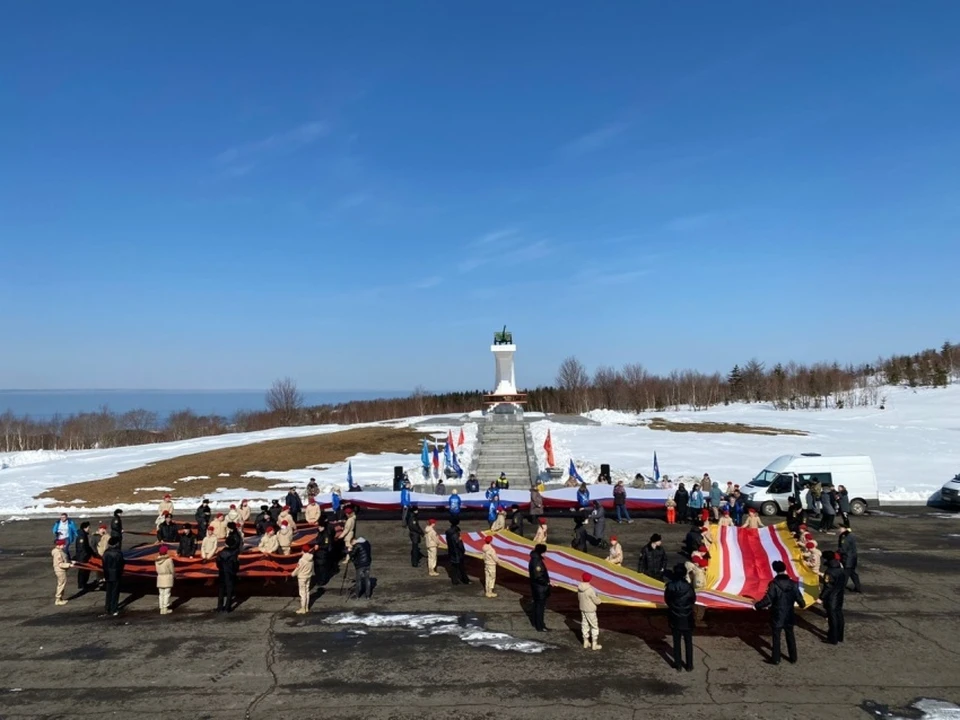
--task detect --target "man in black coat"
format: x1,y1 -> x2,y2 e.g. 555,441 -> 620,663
195,499 -> 211,537
638,534 -> 667,581
571,518 -> 590,553
177,525 -> 197,558
226,522 -> 244,549
216,536 -> 241,613
285,489 -> 304,522
664,563 -> 696,671
102,537 -> 125,616
268,500 -> 282,524
254,505 -> 272,535
348,536 -> 373,599
683,527 -> 703,556
445,522 -> 470,585
407,506 -> 424,568
156,514 -> 179,543
314,517 -> 333,585
110,509 -> 124,549
74,521 -> 94,591
674,484 -> 689,523
528,544 -> 551,632
819,551 -> 846,644
754,560 -> 806,664
838,527 -> 861,592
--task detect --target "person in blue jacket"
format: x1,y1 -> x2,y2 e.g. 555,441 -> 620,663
465,474 -> 480,494
732,492 -> 746,526
331,487 -> 342,520
400,481 -> 413,528
448,490 -> 462,524
576,483 -> 591,517
689,484 -> 704,524
52,513 -> 79,560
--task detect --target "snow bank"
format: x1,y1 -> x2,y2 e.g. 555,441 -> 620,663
0,449 -> 67,470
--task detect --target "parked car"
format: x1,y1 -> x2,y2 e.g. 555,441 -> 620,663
939,474 -> 960,507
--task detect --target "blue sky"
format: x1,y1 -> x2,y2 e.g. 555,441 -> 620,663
2,2 -> 958,391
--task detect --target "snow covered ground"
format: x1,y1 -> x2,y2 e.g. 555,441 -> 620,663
1,386 -> 957,516
532,385 -> 960,505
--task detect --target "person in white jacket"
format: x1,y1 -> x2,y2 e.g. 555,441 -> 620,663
578,572 -> 602,650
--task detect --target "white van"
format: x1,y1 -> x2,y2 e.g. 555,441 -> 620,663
939,474 -> 960,507
741,454 -> 879,517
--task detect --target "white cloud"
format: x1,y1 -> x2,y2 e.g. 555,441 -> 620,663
215,121 -> 328,175
559,122 -> 628,158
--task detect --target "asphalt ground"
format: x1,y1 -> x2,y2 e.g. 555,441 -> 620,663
1,507 -> 959,720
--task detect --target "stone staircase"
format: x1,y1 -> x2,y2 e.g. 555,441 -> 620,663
471,409 -> 538,487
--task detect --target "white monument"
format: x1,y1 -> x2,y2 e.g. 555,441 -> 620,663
485,326 -> 526,408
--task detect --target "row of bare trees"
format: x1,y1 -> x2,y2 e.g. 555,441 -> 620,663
2,342 -> 957,454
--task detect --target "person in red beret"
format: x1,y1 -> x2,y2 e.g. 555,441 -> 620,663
424,519 -> 440,577
51,539 -> 74,606
533,517 -> 548,545
578,571 -> 602,650
482,535 -> 498,598
155,545 -> 175,614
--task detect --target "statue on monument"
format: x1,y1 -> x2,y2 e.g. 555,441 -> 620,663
493,325 -> 513,345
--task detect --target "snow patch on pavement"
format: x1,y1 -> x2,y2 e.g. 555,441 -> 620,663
867,699 -> 960,719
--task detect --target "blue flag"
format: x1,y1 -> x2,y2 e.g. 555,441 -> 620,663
451,449 -> 463,478
568,458 -> 584,484
653,451 -> 660,482
444,440 -> 452,469
421,439 -> 430,469
347,460 -> 354,491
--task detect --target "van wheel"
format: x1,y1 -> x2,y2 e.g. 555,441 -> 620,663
850,499 -> 867,516
760,502 -> 779,517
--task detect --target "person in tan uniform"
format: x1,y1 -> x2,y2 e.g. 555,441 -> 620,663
278,521 -> 294,555
337,507 -> 357,564
742,508 -> 764,529
803,540 -> 822,571
51,539 -> 74,605
533,517 -> 548,545
201,525 -> 219,560
577,572 -> 602,650
424,519 -> 440,576
304,498 -> 321,525
210,513 -> 227,540
225,504 -> 242,526
291,545 -> 316,614
699,525 -> 714,546
490,506 -> 507,532
94,524 -> 110,588
155,545 -> 175,614
606,536 -> 623,566
482,536 -> 498,598
239,500 -> 251,527
685,556 -> 708,626
718,509 -> 734,527
278,506 -> 296,531
156,494 -> 174,526
258,526 -> 280,554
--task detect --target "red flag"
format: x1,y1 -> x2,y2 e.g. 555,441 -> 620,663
457,429 -> 465,447
544,430 -> 556,468
447,430 -> 455,450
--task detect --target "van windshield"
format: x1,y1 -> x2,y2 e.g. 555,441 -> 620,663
751,470 -> 778,487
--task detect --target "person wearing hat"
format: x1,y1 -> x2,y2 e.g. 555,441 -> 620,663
347,536 -> 373,600
529,486 -> 545,532
102,537 -> 125,616
664,494 -> 677,525
664,563 -> 696,671
588,500 -> 607,546
314,515 -> 335,584
239,499 -> 252,527
291,544 -> 316,614
210,512 -> 227,540
156,513 -> 179,543
305,497 -> 321,525
755,560 -> 806,664
683,525 -> 704,557
226,522 -> 243,549
277,505 -> 296,531
255,505 -> 273,535
110,508 -> 124,549
337,506 -> 357,559
156,493 -> 174,526
226,504 -> 242,526
216,535 -> 241,613
177,524 -> 197,558
571,516 -> 590,553
490,505 -> 507,533
683,556 -> 708,627
268,499 -> 282,524
306,478 -> 320,501
838,527 -> 861,592
258,526 -> 280,554
819,550 -> 846,644
718,510 -> 734,528
424,519 -> 441,577
606,536 -> 623,566
284,487 -> 304,524
699,524 -> 714,546
201,525 -> 219,560
639,534 -> 667,581
508,504 -> 524,536
400,480 -> 413,528
407,505 -> 424,568
195,499 -> 212,537
95,524 -> 110,588
802,539 -> 822,572
528,543 -> 551,632
51,539 -> 74,606
277,521 -> 294,555
577,572 -> 602,650
786,496 -> 805,535
482,535 -> 499,598
533,517 -> 548,545
74,521 -> 94,591
742,508 -> 764,530
497,472 -> 509,490
155,545 -> 175,615
445,521 -> 470,585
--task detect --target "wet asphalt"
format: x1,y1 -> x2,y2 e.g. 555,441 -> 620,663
1,506 -> 959,719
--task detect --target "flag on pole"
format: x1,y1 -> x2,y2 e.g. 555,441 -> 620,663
421,439 -> 430,470
568,459 -> 584,484
653,451 -> 660,483
444,439 -> 452,468
451,449 -> 463,478
457,428 -> 465,447
347,461 -> 354,491
543,430 -> 556,468
447,430 -> 455,450
432,444 -> 440,478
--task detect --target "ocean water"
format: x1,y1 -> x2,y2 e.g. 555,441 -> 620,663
0,390 -> 408,421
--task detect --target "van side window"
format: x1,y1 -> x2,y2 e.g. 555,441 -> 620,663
769,475 -> 793,494
799,472 -> 833,486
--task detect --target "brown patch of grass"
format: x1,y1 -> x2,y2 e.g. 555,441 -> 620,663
38,427 -> 423,506
646,418 -> 808,436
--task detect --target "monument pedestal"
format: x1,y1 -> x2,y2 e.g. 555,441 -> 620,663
485,336 -> 526,409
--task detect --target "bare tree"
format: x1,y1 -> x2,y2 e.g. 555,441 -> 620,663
411,385 -> 431,416
556,356 -> 590,413
266,377 -> 304,422
121,408 -> 159,432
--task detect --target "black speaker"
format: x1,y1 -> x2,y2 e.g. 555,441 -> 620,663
600,463 -> 611,478
393,466 -> 404,492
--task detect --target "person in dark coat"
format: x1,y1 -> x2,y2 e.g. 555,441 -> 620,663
819,551 -> 846,644
195,499 -> 211,537
638,534 -> 667,581
673,484 -> 689,523
754,560 -> 806,664
314,517 -> 333,585
664,563 -> 696,671
819,489 -> 837,533
74,521 -> 94,590
786,497 -> 805,535
284,489 -> 303,523
836,485 -> 852,528
571,518 -> 590,553
407,506 -> 424,567
838,527 -> 861,592
268,500 -> 282,523
226,522 -> 243,549
216,536 -> 241,613
528,544 -> 551,632
465,474 -> 480,494
445,522 -> 470,585
348,536 -> 373,599
683,526 -> 704,556
254,505 -> 272,535
109,509 -> 124,549
102,537 -> 125,616
156,514 -> 179,543
177,525 -> 197,558
508,504 -> 523,536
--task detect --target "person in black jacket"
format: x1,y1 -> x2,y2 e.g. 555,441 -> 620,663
638,534 -> 667,581
102,537 -> 125,616
528,544 -> 551,632
674,484 -> 689,524
407,506 -> 424,568
268,500 -> 282,523
683,526 -> 704,556
571,518 -> 590,553
74,521 -> 94,591
110,509 -> 124,549
314,517 -> 333,585
445,522 -> 470,585
664,563 -> 696,671
156,514 -> 179,543
348,536 -> 372,599
195,499 -> 211,537
177,525 -> 197,558
786,498 -> 805,535
754,560 -> 807,664
838,527 -> 860,592
216,536 -> 241,613
819,551 -> 846,644
254,505 -> 271,535
285,489 -> 304,523
836,485 -> 852,528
